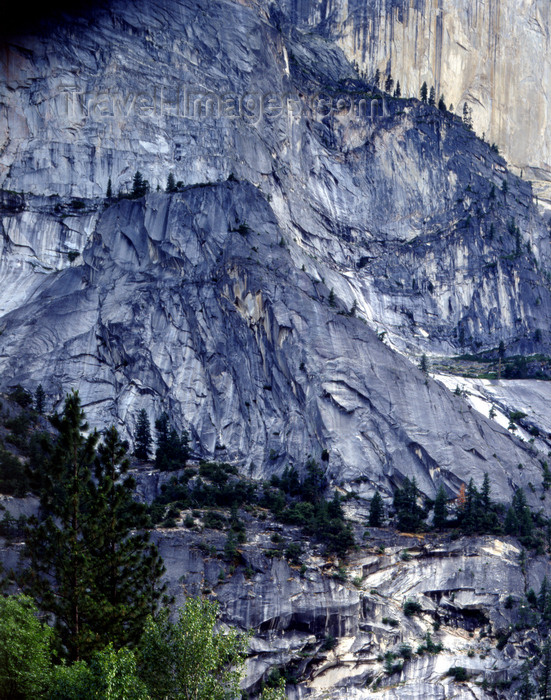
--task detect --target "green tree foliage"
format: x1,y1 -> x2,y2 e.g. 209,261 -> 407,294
137,597 -> 249,700
131,172 -> 149,199
155,412 -> 190,471
166,173 -> 177,193
462,102 -> 473,128
505,488 -> 533,541
8,384 -> 33,409
433,484 -> 448,529
51,644 -> 150,700
369,490 -> 384,527
20,392 -> 165,661
134,409 -> 152,461
264,460 -> 354,556
420,81 -> 428,102
259,680 -> 286,700
458,473 -> 500,535
543,462 -> 551,491
419,354 -> 429,373
374,68 -> 380,89
21,390 -> 99,661
384,73 -> 393,93
0,594 -> 54,699
106,177 -> 113,199
428,86 -> 435,106
539,637 -> 551,700
393,477 -> 426,532
86,426 -> 166,649
438,94 -> 446,112
393,80 -> 401,98
0,444 -> 28,496
34,384 -> 45,414
0,594 -> 259,700
519,660 -> 535,699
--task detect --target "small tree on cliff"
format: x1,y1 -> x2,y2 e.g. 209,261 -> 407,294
155,411 -> 190,471
166,172 -> 177,193
369,491 -> 384,527
134,409 -> 152,461
35,384 -> 45,414
420,81 -> 428,102
433,485 -> 448,529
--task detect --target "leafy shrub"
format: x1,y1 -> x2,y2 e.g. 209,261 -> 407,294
321,634 -> 336,652
202,511 -> 227,530
8,385 -> 33,408
447,666 -> 468,681
403,600 -> 422,617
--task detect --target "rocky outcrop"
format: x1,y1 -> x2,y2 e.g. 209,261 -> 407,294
280,0 -> 551,207
0,181 -> 549,507
150,524 -> 550,699
2,3 -> 551,696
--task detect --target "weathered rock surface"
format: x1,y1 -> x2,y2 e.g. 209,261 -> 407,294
280,0 -> 551,208
2,2 -> 551,697
0,182 -> 549,509
149,526 -> 551,698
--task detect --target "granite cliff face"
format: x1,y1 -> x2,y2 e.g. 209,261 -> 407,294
1,0 -> 551,499
280,0 -> 551,207
2,1 -> 551,697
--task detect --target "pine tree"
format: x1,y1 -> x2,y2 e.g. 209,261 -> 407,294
539,638 -> 551,699
385,73 -> 394,93
20,392 -> 166,661
21,390 -> 99,661
106,177 -> 112,198
85,426 -> 166,649
462,102 -> 472,128
374,68 -> 380,89
504,506 -> 519,535
394,477 -> 425,532
369,491 -> 384,527
419,353 -> 429,373
166,172 -> 177,193
420,81 -> 428,102
134,409 -> 152,461
461,479 -> 480,534
433,485 -> 448,529
328,288 -> 336,307
428,86 -> 435,106
393,80 -> 401,98
478,472 -> 489,510
35,384 -> 45,414
155,411 -> 189,471
512,488 -> 533,538
519,660 -> 534,700
543,462 -> 551,491
131,171 -> 148,199
438,94 -> 446,112
538,576 -> 549,614
480,472 -> 500,533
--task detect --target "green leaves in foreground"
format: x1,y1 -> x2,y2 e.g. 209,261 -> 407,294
0,594 -> 258,700
138,597 -> 250,700
0,594 -> 54,699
